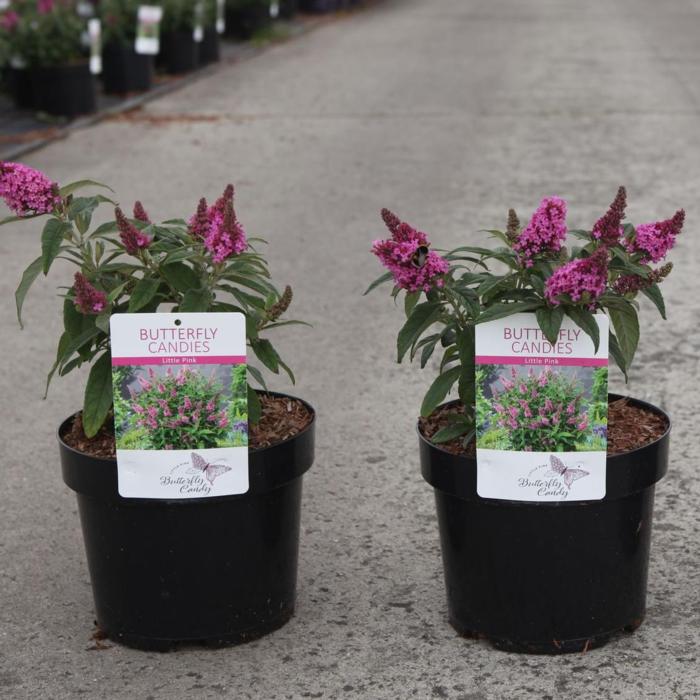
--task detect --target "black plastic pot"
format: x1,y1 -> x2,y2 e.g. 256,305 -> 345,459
102,44 -> 154,94
58,393 -> 315,650
299,0 -> 339,12
419,394 -> 670,654
199,27 -> 221,65
279,0 -> 299,18
6,67 -> 35,110
225,2 -> 272,40
32,63 -> 96,118
161,31 -> 199,74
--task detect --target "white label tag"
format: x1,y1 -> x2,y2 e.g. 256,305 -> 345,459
88,19 -> 102,75
270,1 -> 280,18
216,0 -> 226,33
0,0 -> 10,10
111,313 -> 249,499
77,1 -> 94,17
135,5 -> 163,55
193,1 -> 204,42
475,312 -> 609,502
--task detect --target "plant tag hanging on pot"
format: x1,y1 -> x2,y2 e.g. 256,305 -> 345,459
110,312 -> 249,499
135,5 -> 163,55
475,312 -> 609,502
193,2 -> 205,43
216,0 -> 226,33
87,19 -> 102,75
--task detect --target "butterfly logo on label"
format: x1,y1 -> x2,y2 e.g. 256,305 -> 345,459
187,452 -> 231,485
544,455 -> 589,489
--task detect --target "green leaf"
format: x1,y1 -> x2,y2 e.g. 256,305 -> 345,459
432,415 -> 473,443
68,197 -> 101,234
95,313 -> 111,334
609,332 -> 628,381
456,326 -> 475,413
128,277 -> 161,312
82,352 -> 113,438
477,301 -> 539,324
363,271 -> 394,295
63,297 -> 89,338
397,302 -> 442,362
565,307 -> 600,353
404,291 -> 421,317
248,385 -> 262,425
15,256 -> 43,328
535,306 -> 564,345
41,218 -> 71,275
608,304 -> 640,371
247,364 -> 268,390
179,288 -> 212,312
45,331 -> 71,398
0,213 -> 42,226
640,284 -> 666,320
161,262 -> 200,294
57,325 -> 101,373
59,179 -> 114,197
421,366 -> 461,418
251,339 -> 280,373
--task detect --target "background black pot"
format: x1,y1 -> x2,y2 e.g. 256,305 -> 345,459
161,31 -> 199,74
32,63 -> 96,118
102,44 -> 154,94
419,394 -> 670,654
6,67 -> 35,110
59,393 -> 315,650
279,0 -> 299,18
199,28 -> 221,66
226,1 -> 273,40
299,0 -> 339,12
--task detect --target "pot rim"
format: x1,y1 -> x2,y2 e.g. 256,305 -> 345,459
417,392 -> 670,461
57,389 -> 316,464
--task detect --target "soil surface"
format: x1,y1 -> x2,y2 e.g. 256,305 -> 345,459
62,394 -> 314,460
419,398 -> 669,458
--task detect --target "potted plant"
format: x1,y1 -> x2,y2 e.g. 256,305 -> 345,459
1,162 -> 316,650
1,1 -> 38,109
198,0 -> 221,65
225,0 -> 272,41
160,0 -> 199,74
367,189 -> 683,653
24,0 -> 97,117
100,0 -> 154,94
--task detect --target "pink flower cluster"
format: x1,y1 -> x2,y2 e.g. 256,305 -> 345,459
72,272 -> 108,315
189,185 -> 247,264
513,196 -> 568,267
544,247 -> 609,306
1,11 -> 19,30
37,0 -> 54,14
625,210 -> 685,264
591,186 -> 626,246
115,206 -> 151,255
0,162 -> 61,216
372,208 -> 449,293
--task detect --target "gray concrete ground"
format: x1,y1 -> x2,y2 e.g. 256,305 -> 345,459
1,0 -> 699,698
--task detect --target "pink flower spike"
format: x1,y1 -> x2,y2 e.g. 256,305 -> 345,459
133,201 -> 150,223
0,162 -> 61,216
592,187 -> 626,246
513,196 -> 568,267
72,272 -> 108,315
545,247 -> 609,307
625,210 -> 685,264
115,207 -> 151,255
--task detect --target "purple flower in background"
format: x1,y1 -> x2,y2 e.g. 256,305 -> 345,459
625,210 -> 685,264
513,196 -> 568,267
1,11 -> 19,30
233,420 -> 248,435
592,186 -> 626,246
545,247 -> 609,306
72,272 -> 108,315
0,162 -> 60,216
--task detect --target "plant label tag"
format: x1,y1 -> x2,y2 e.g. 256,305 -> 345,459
110,312 -> 249,499
135,5 -> 163,55
193,1 -> 204,42
77,1 -> 94,17
88,19 -> 102,75
216,0 -> 226,33
475,312 -> 609,502
270,1 -> 280,18
0,0 -> 10,10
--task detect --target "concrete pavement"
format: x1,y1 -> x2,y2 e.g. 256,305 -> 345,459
1,0 -> 699,697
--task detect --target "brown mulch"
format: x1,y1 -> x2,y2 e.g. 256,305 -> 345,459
419,398 -> 668,458
62,394 -> 313,460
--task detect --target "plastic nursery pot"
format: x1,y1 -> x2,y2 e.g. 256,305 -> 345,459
7,67 -> 35,110
58,392 -> 315,651
31,63 -> 97,118
198,27 -> 221,66
160,31 -> 199,75
102,44 -> 154,95
419,394 -> 670,654
225,2 -> 273,40
279,0 -> 299,18
299,0 -> 340,12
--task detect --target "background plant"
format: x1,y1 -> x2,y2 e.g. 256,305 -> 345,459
478,367 -> 590,452
117,366 -> 231,450
368,188 -> 684,443
0,161 -> 303,438
100,0 -> 142,46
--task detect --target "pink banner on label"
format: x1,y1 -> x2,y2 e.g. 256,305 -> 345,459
112,355 -> 246,366
475,355 -> 607,367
